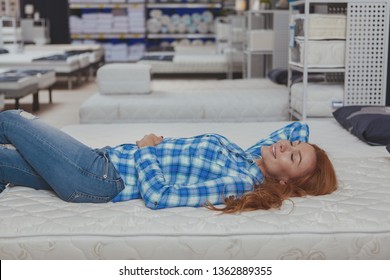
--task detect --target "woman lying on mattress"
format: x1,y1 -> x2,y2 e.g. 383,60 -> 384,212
0,110 -> 337,213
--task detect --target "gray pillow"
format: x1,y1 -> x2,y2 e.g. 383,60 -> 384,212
333,106 -> 390,146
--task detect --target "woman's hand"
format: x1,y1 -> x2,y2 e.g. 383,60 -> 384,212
136,133 -> 164,148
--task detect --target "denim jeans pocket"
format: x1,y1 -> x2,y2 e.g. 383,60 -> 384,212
66,175 -> 124,203
67,190 -> 112,203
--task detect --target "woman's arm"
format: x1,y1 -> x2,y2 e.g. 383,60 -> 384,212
245,122 -> 309,154
133,146 -> 253,209
259,122 -> 309,144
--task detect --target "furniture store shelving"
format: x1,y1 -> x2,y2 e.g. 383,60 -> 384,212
0,16 -> 23,52
68,0 -> 146,62
243,9 -> 289,78
288,0 -> 390,120
145,0 -> 224,48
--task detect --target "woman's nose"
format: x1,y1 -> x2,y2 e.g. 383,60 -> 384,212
280,141 -> 291,152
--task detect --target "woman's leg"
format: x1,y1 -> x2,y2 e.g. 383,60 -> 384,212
0,110 -> 124,202
0,144 -> 52,192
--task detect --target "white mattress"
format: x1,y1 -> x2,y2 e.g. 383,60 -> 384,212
138,53 -> 229,74
152,78 -> 283,91
291,82 -> 344,117
294,14 -> 347,40
0,51 -> 82,73
0,120 -> 389,260
0,68 -> 56,90
290,39 -> 345,68
24,44 -> 105,64
0,73 -> 37,90
79,79 -> 288,123
31,70 -> 56,89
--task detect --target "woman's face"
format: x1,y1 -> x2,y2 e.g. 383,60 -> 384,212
258,140 -> 317,183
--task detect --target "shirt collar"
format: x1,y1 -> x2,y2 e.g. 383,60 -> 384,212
247,156 -> 264,185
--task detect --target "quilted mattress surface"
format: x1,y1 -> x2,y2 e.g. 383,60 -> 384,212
294,14 -> 347,39
0,120 -> 389,260
79,79 -> 289,123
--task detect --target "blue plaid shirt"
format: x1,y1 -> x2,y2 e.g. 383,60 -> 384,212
108,122 -> 309,209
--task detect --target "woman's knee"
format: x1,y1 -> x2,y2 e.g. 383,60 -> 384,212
0,110 -> 37,123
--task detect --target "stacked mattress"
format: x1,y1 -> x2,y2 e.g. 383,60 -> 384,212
291,14 -> 347,68
290,39 -> 345,68
0,119 -> 389,259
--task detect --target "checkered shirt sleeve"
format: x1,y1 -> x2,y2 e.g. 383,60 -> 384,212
245,122 -> 309,156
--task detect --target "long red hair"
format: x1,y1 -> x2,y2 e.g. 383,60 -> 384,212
207,144 -> 337,213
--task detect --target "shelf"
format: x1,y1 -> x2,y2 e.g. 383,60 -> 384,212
70,3 -> 144,9
289,62 -> 345,73
71,33 -> 145,40
290,0 -> 348,5
147,33 -> 215,39
244,50 -> 273,55
147,3 -> 222,9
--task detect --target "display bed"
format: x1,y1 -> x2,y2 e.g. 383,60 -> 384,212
24,44 -> 105,66
0,119 -> 389,260
0,50 -> 90,89
0,70 -> 39,111
79,78 -> 289,123
1,69 -> 56,103
0,68 -> 56,108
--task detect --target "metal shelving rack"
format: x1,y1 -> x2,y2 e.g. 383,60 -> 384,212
288,0 -> 390,120
243,9 -> 289,78
0,16 -> 23,52
68,1 -> 146,62
68,1 -> 146,41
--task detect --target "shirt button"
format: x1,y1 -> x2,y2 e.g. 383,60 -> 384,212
249,160 -> 254,163
235,153 -> 239,157
219,151 -> 223,154
154,202 -> 158,206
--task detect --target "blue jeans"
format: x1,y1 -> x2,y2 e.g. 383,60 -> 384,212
0,110 -> 124,203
